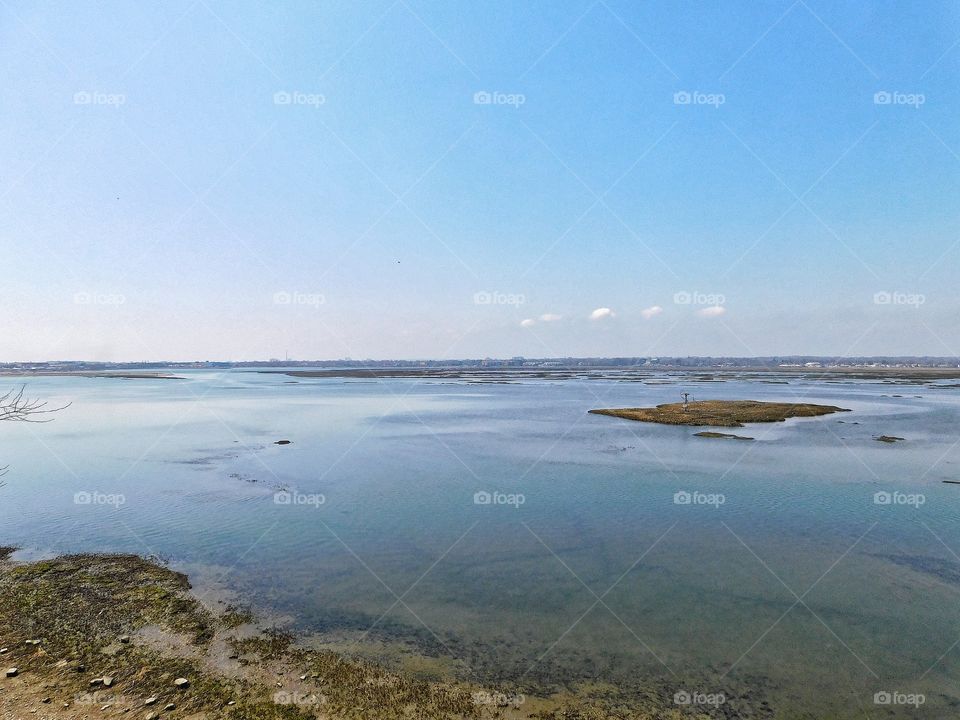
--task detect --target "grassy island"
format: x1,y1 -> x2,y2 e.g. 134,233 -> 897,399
589,400 -> 850,427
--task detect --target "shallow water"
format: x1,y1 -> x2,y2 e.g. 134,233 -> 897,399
2,370 -> 960,717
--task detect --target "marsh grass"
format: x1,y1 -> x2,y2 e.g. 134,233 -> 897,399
590,400 -> 849,427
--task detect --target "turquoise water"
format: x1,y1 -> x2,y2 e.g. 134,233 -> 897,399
2,370 -> 960,717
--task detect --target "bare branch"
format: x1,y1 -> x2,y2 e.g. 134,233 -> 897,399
0,385 -> 71,423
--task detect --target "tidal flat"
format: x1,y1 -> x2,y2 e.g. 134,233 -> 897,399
2,369 -> 959,718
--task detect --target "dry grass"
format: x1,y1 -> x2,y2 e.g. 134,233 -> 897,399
589,400 -> 850,427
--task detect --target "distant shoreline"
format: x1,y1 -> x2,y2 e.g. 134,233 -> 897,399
0,371 -> 185,380
258,366 -> 960,381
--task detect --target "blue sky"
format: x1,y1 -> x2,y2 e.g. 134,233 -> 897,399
2,0 -> 958,361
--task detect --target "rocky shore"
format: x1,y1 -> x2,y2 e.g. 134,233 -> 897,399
0,549 -> 699,720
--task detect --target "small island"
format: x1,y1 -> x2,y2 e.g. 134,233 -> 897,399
589,400 -> 850,427
694,431 -> 754,440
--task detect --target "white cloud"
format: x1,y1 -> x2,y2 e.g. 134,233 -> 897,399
641,305 -> 663,319
697,305 -> 726,318
520,318 -> 536,327
540,313 -> 562,322
589,307 -> 614,321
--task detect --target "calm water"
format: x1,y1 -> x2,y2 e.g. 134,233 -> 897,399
3,369 -> 960,717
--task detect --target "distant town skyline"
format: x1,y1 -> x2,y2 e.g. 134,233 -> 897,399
3,1 -> 959,361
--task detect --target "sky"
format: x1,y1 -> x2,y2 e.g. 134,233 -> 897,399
1,0 -> 959,362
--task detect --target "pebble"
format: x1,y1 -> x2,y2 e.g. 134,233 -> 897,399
42,698 -> 51,704
226,701 -> 235,706
103,676 -> 115,687
173,677 -> 189,689
100,704 -> 111,711
90,678 -> 103,687
5,667 -> 18,677
0,647 -> 7,654
145,713 -> 158,720
25,639 -> 40,646
164,703 -> 176,711
119,635 -> 130,644
144,697 -> 157,706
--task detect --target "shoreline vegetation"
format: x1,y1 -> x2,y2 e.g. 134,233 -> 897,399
588,400 -> 851,428
0,550 -> 696,720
